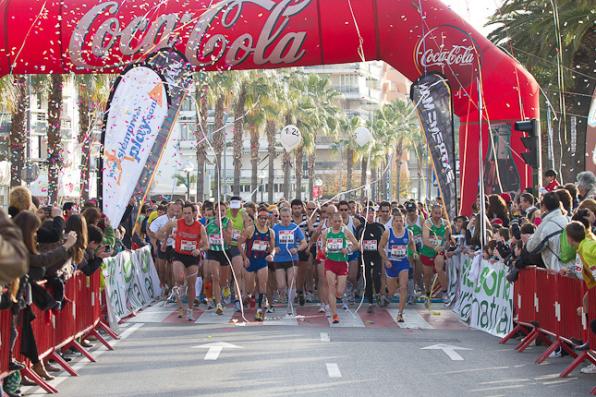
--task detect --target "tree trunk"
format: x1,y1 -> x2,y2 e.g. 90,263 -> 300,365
213,96 -> 225,199
78,84 -> 92,201
266,120 -> 276,203
360,155 -> 368,201
283,150 -> 291,199
233,83 -> 246,196
47,74 -> 63,203
195,82 -> 209,201
250,126 -> 259,202
295,145 -> 303,200
346,146 -> 353,199
9,76 -> 28,187
395,139 -> 404,202
307,152 -> 315,201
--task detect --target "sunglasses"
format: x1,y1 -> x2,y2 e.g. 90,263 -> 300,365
339,208 -> 349,212
257,216 -> 268,220
306,207 -> 316,211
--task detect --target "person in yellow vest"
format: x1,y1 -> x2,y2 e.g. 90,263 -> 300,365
226,196 -> 250,312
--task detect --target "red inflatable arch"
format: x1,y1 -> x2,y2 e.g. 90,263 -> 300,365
0,0 -> 539,214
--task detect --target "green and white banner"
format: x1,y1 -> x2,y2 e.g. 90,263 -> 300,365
102,246 -> 162,328
450,256 -> 513,338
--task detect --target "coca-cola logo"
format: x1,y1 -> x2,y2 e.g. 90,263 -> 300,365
414,25 -> 479,85
68,0 -> 312,70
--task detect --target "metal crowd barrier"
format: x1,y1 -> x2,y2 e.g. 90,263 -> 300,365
500,266 -> 594,379
0,271 -> 118,394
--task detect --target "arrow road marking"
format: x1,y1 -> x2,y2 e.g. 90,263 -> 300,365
421,344 -> 471,361
192,341 -> 242,360
326,363 -> 342,378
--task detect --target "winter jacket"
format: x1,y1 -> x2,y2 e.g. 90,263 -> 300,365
0,208 -> 28,287
526,208 -> 569,271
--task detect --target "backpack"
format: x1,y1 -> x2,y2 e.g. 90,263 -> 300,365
559,229 -> 577,263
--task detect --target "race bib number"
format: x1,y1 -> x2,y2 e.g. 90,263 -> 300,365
209,234 -> 222,246
327,238 -> 343,252
414,235 -> 422,246
363,240 -> 377,251
232,229 -> 241,242
180,240 -> 196,252
431,237 -> 442,247
391,245 -> 407,258
252,240 -> 268,252
279,230 -> 295,244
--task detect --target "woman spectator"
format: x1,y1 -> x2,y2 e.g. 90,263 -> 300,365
555,189 -> 573,216
11,211 -> 77,381
577,171 -> 596,200
564,183 -> 580,209
8,186 -> 35,218
487,194 -> 510,227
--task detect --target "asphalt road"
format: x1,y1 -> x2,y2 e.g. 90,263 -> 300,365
23,303 -> 595,397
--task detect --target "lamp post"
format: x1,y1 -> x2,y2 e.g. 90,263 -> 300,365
184,163 -> 194,201
259,170 -> 266,203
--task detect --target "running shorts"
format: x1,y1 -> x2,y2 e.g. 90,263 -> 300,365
172,252 -> 199,268
420,254 -> 436,267
298,250 -> 310,262
324,259 -> 348,276
207,250 -> 230,266
274,261 -> 294,270
246,261 -> 268,273
385,260 -> 410,278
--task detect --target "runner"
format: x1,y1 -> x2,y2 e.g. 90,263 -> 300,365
379,209 -> 417,322
405,201 -> 424,298
420,203 -> 452,301
360,205 -> 385,313
272,207 -> 307,316
149,203 -> 180,297
322,210 -> 360,324
157,203 -> 208,321
338,200 -> 361,307
304,201 -> 320,303
312,204 -> 331,314
241,206 -> 275,321
291,199 -> 311,306
265,205 -> 280,313
204,202 -> 232,315
226,196 -> 248,312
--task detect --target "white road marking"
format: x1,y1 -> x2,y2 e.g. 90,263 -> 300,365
469,385 -> 526,392
264,313 -> 299,326
421,344 -> 471,361
126,304 -> 175,323
387,308 -> 433,329
195,307 -> 236,324
192,342 -> 242,360
326,363 -> 342,378
542,378 -> 576,385
320,332 -> 330,342
479,378 -> 530,385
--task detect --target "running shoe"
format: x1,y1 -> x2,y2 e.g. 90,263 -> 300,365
407,294 -> 415,305
367,304 -> 375,314
397,313 -> 404,323
581,364 -> 596,374
306,291 -> 314,303
193,298 -> 200,307
380,296 -> 390,308
207,300 -> 214,310
287,304 -> 294,316
298,291 -> 305,306
332,314 -> 340,324
234,300 -> 241,313
186,308 -> 193,322
318,304 -> 326,313
325,305 -> 331,318
177,307 -> 184,318
341,297 -> 349,311
255,309 -> 264,322
215,303 -> 224,315
222,286 -> 231,304
266,305 -> 274,314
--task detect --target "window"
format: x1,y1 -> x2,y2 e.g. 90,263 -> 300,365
181,96 -> 194,112
179,123 -> 196,141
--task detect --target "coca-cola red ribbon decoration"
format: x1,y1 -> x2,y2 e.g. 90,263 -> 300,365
0,0 -> 540,214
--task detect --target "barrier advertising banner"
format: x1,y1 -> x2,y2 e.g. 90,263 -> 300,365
130,49 -> 193,201
102,66 -> 169,228
410,73 -> 457,219
451,256 -> 513,338
102,246 -> 162,328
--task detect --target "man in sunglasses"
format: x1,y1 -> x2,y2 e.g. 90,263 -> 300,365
338,200 -> 361,308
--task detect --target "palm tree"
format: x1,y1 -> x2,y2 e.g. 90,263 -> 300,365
232,71 -> 250,196
487,0 -> 594,182
76,75 -> 111,200
46,74 -> 63,203
244,73 -> 269,202
193,72 -> 208,201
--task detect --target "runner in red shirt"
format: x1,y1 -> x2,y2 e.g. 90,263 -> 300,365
159,203 -> 208,321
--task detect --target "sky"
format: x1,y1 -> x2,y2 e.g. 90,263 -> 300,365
441,0 -> 501,35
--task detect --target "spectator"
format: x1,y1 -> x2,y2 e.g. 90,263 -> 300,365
577,171 -> 596,200
0,208 -> 28,287
519,193 -> 538,219
526,192 -> 568,271
487,194 -> 510,227
563,183 -> 579,209
544,169 -> 560,192
555,189 -> 573,216
62,202 -> 77,222
8,186 -> 34,217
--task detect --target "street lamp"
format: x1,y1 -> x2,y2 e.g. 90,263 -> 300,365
183,163 -> 194,201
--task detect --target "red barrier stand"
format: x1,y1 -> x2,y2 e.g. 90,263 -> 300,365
500,267 -> 534,344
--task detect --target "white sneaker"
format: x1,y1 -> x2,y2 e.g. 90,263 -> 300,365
548,348 -> 562,358
318,304 -> 326,313
287,304 -> 294,316
325,305 -> 331,318
186,308 -> 193,322
580,364 -> 596,374
341,297 -> 349,311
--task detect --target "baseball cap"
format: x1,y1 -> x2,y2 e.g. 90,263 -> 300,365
230,200 -> 241,209
405,201 -> 417,212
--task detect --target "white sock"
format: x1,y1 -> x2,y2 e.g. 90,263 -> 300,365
287,288 -> 296,305
195,277 -> 203,299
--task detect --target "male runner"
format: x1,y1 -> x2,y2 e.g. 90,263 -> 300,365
304,201 -> 320,303
405,201 -> 424,298
241,207 -> 275,321
379,209 -> 417,322
204,202 -> 232,315
322,211 -> 360,324
149,203 -> 180,296
292,199 -> 310,306
360,205 -> 385,313
226,196 -> 247,311
338,200 -> 361,307
157,203 -> 208,320
312,204 -> 331,314
265,205 -> 280,313
272,207 -> 307,315
420,203 -> 452,301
